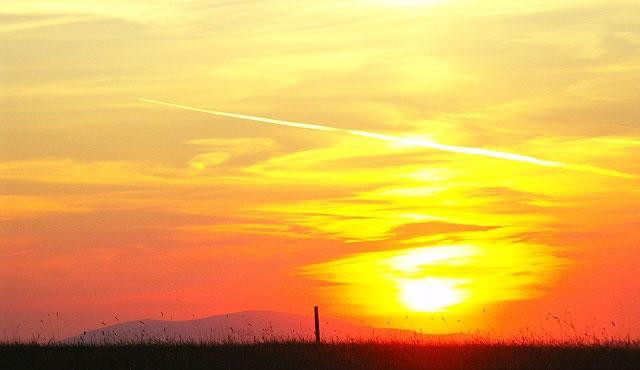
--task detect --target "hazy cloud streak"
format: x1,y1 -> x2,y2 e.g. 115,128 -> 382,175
139,98 -> 636,179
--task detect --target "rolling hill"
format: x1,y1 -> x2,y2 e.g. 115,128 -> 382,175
61,311 -> 462,344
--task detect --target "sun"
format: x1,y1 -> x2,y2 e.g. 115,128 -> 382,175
397,277 -> 468,312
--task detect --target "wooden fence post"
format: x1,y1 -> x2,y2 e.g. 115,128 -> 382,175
314,306 -> 321,343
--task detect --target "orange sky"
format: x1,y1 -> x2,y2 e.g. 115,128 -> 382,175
1,0 -> 640,341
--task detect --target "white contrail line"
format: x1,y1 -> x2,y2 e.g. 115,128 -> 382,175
345,129 -> 558,167
139,98 -> 636,179
139,98 -> 338,132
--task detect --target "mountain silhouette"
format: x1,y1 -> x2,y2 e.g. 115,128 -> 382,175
61,311 -> 464,344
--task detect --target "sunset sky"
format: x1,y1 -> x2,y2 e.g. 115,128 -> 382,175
1,0 -> 639,340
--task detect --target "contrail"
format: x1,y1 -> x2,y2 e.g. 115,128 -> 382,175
139,98 -> 636,179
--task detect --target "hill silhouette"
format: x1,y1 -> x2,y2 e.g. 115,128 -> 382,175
61,311 -> 463,344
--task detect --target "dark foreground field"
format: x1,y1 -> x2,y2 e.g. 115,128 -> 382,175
2,342 -> 639,370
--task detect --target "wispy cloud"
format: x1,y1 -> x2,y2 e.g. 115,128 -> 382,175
140,98 -> 636,178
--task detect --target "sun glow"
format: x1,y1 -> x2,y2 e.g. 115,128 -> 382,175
390,247 -> 473,312
302,244 -> 564,318
398,277 -> 468,312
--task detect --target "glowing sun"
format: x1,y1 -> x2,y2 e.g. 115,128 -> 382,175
398,277 -> 468,312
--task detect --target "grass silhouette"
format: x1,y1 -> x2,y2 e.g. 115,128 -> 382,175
4,312 -> 639,369
2,339 -> 639,370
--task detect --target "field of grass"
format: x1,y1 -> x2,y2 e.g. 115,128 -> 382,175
2,341 -> 640,370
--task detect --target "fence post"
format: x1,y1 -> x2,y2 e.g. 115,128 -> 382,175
314,306 -> 321,343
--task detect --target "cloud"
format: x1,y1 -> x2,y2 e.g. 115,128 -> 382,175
0,195 -> 89,220
390,221 -> 495,240
185,137 -> 278,170
0,14 -> 98,34
0,159 -> 185,185
141,98 -> 637,178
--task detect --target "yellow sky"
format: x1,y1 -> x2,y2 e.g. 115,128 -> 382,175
1,0 -> 640,339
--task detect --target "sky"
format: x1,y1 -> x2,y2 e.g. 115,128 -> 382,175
1,0 -> 639,341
